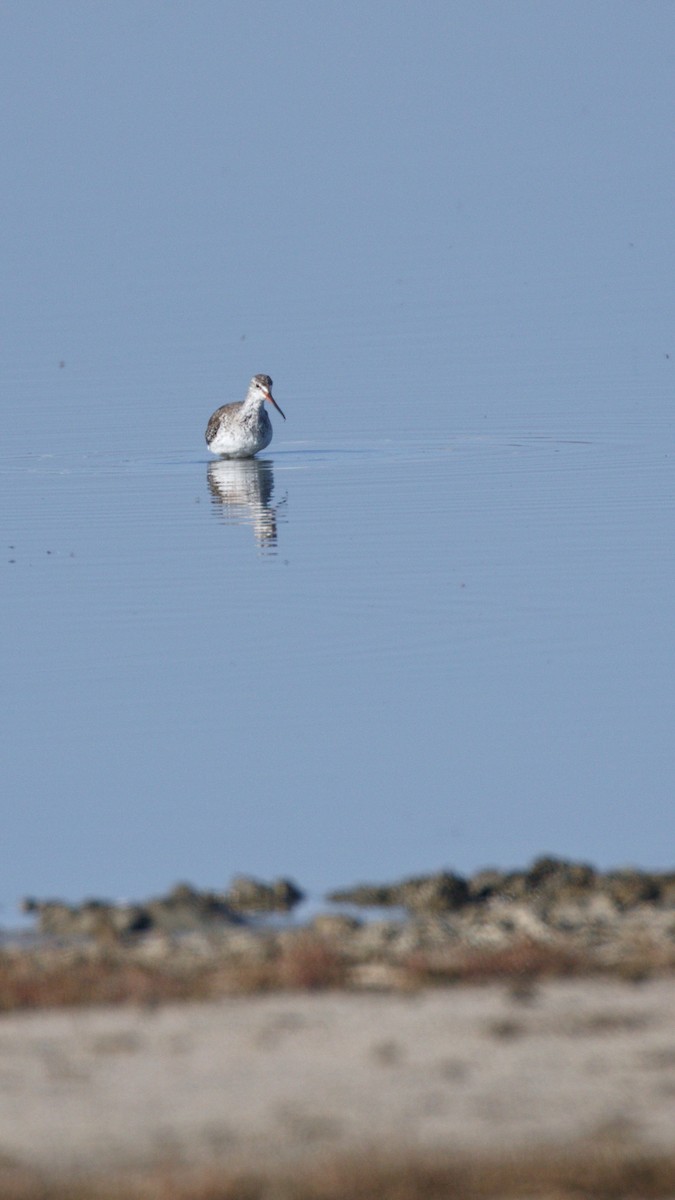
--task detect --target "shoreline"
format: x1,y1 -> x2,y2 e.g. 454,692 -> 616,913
3,856 -> 675,1011
4,858 -> 675,1193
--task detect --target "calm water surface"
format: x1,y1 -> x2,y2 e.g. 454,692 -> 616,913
3,1 -> 675,922
3,332 -> 675,923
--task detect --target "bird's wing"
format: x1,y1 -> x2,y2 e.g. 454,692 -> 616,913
205,403 -> 237,444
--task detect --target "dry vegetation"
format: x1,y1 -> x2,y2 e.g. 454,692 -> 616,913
0,936 -> 349,1012
400,938 -> 587,987
1,933 -> 673,1013
4,1146 -> 675,1200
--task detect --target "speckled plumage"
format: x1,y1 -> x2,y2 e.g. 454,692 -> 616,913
206,374 -> 285,458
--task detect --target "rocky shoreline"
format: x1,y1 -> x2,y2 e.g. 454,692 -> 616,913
5,856 -> 675,1005
4,857 -> 675,1193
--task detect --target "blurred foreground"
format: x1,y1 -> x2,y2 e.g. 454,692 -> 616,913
2,980 -> 675,1196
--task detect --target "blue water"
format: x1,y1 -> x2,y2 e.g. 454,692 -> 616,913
2,1 -> 675,924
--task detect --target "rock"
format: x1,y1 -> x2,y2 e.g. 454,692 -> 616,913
311,914 -> 361,938
224,876 -> 305,913
549,893 -> 620,930
21,899 -> 85,937
467,858 -> 597,906
326,882 -> 397,907
658,874 -> 675,905
467,869 -> 507,900
18,857 -> 675,984
22,885 -> 241,939
144,883 -> 239,931
110,906 -> 153,935
351,921 -> 402,957
398,873 -> 470,912
601,871 -> 661,909
328,871 -> 469,913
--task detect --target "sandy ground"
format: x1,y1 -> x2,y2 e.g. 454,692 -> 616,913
2,978 -> 675,1175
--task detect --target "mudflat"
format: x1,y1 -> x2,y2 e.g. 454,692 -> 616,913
1,977 -> 675,1177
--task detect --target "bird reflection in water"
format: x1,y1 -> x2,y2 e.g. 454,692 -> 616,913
206,458 -> 285,551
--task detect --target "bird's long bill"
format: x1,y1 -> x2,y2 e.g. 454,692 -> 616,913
265,389 -> 286,420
